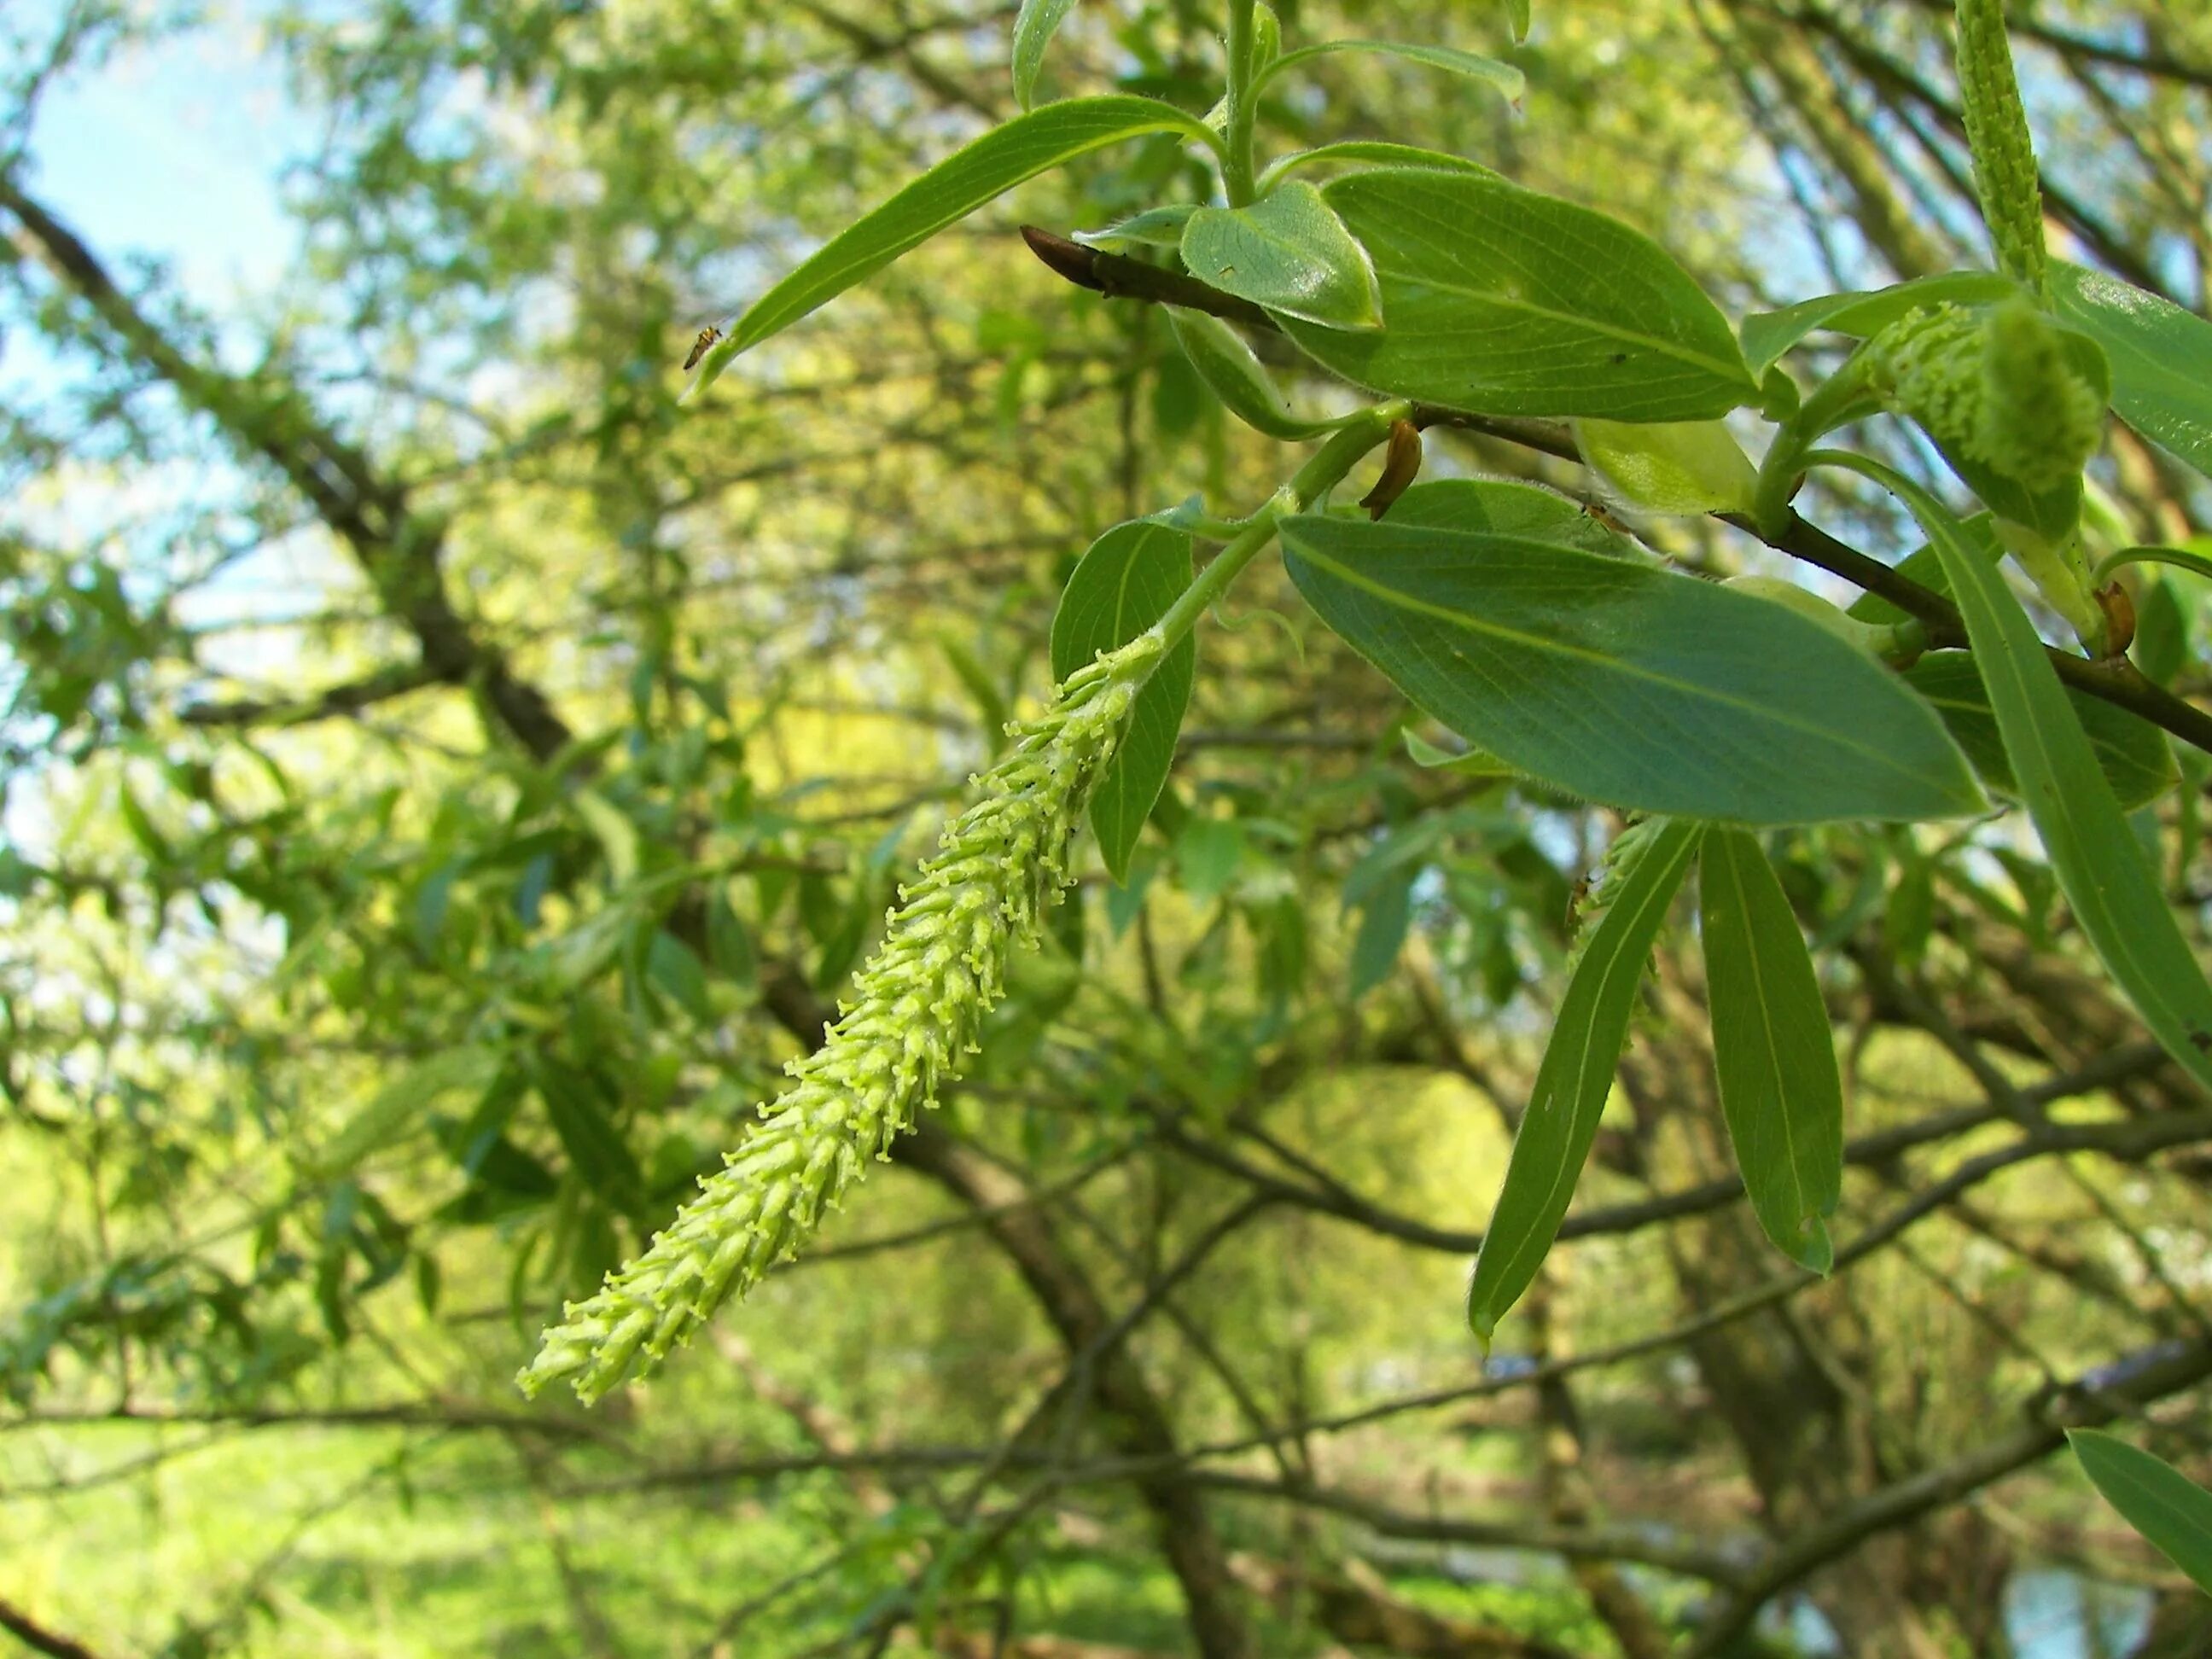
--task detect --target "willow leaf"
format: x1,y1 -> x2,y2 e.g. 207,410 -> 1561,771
1467,819 -> 1697,1342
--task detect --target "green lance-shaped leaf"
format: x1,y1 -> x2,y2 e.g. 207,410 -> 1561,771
2053,260 -> 2212,482
1049,521 -> 1195,883
1277,168 -> 1760,421
1697,827 -> 1843,1272
1165,308 -> 1342,439
1739,271 -> 2023,378
1820,453 -> 2212,1097
1347,867 -> 1416,998
1010,0 -> 1080,110
1279,482 -> 1984,825
317,1048 -> 504,1177
1953,0 -> 2048,299
1074,203 -> 1196,249
2069,1431 -> 2212,1595
1903,652 -> 2176,812
690,97 -> 1217,393
1259,143 -> 1500,193
1179,181 -> 1384,331
1467,818 -> 1698,1342
537,1062 -> 646,1213
1252,40 -> 1524,107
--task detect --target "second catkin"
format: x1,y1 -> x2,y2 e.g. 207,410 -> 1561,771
1866,300 -> 2103,495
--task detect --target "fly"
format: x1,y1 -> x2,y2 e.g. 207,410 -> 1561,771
682,324 -> 723,372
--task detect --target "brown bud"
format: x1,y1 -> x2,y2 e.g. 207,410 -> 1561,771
1359,419 -> 1423,520
2096,580 -> 2136,660
1020,224 -> 1108,294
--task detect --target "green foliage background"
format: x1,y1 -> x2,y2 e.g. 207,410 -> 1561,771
5,3 -> 2212,1656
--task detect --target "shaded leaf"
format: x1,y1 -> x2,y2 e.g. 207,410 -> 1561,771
318,1048 -> 504,1176
1855,462 -> 2212,1095
537,1066 -> 644,1209
1166,307 -> 1340,439
646,930 -> 713,1022
1280,486 -> 1983,824
1904,652 -> 2176,811
1698,827 -> 1843,1272
1348,866 -> 1415,998
1468,819 -> 1698,1341
2069,1431 -> 2212,1595
1049,521 -> 1196,882
1174,815 -> 1243,901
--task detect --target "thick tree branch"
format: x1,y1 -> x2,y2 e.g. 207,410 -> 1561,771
177,662 -> 445,730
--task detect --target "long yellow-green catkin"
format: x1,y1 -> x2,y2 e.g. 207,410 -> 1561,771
1954,0 -> 2047,300
519,632 -> 1163,1405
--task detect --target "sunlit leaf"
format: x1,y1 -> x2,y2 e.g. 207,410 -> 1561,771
2053,260 -> 2212,480
1254,40 -> 1524,107
696,97 -> 1217,389
1180,182 -> 1383,330
1011,0 -> 1080,109
1739,271 -> 2022,376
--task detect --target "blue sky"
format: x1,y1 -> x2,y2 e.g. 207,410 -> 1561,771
3,7 -> 335,859
20,4 -> 306,319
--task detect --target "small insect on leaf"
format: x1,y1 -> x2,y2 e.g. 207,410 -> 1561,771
683,325 -> 723,372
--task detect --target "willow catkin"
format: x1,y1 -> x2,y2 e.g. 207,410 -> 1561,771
1867,300 -> 2101,494
520,632 -> 1162,1405
1954,0 -> 2047,300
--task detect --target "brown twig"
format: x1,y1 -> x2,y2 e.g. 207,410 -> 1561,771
1019,223 -> 2212,760
0,1598 -> 103,1659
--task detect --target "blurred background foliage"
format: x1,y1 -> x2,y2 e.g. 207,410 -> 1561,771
4,2 -> 2212,1656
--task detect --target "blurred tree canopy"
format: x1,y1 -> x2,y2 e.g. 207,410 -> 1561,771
4,3 -> 2212,1657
